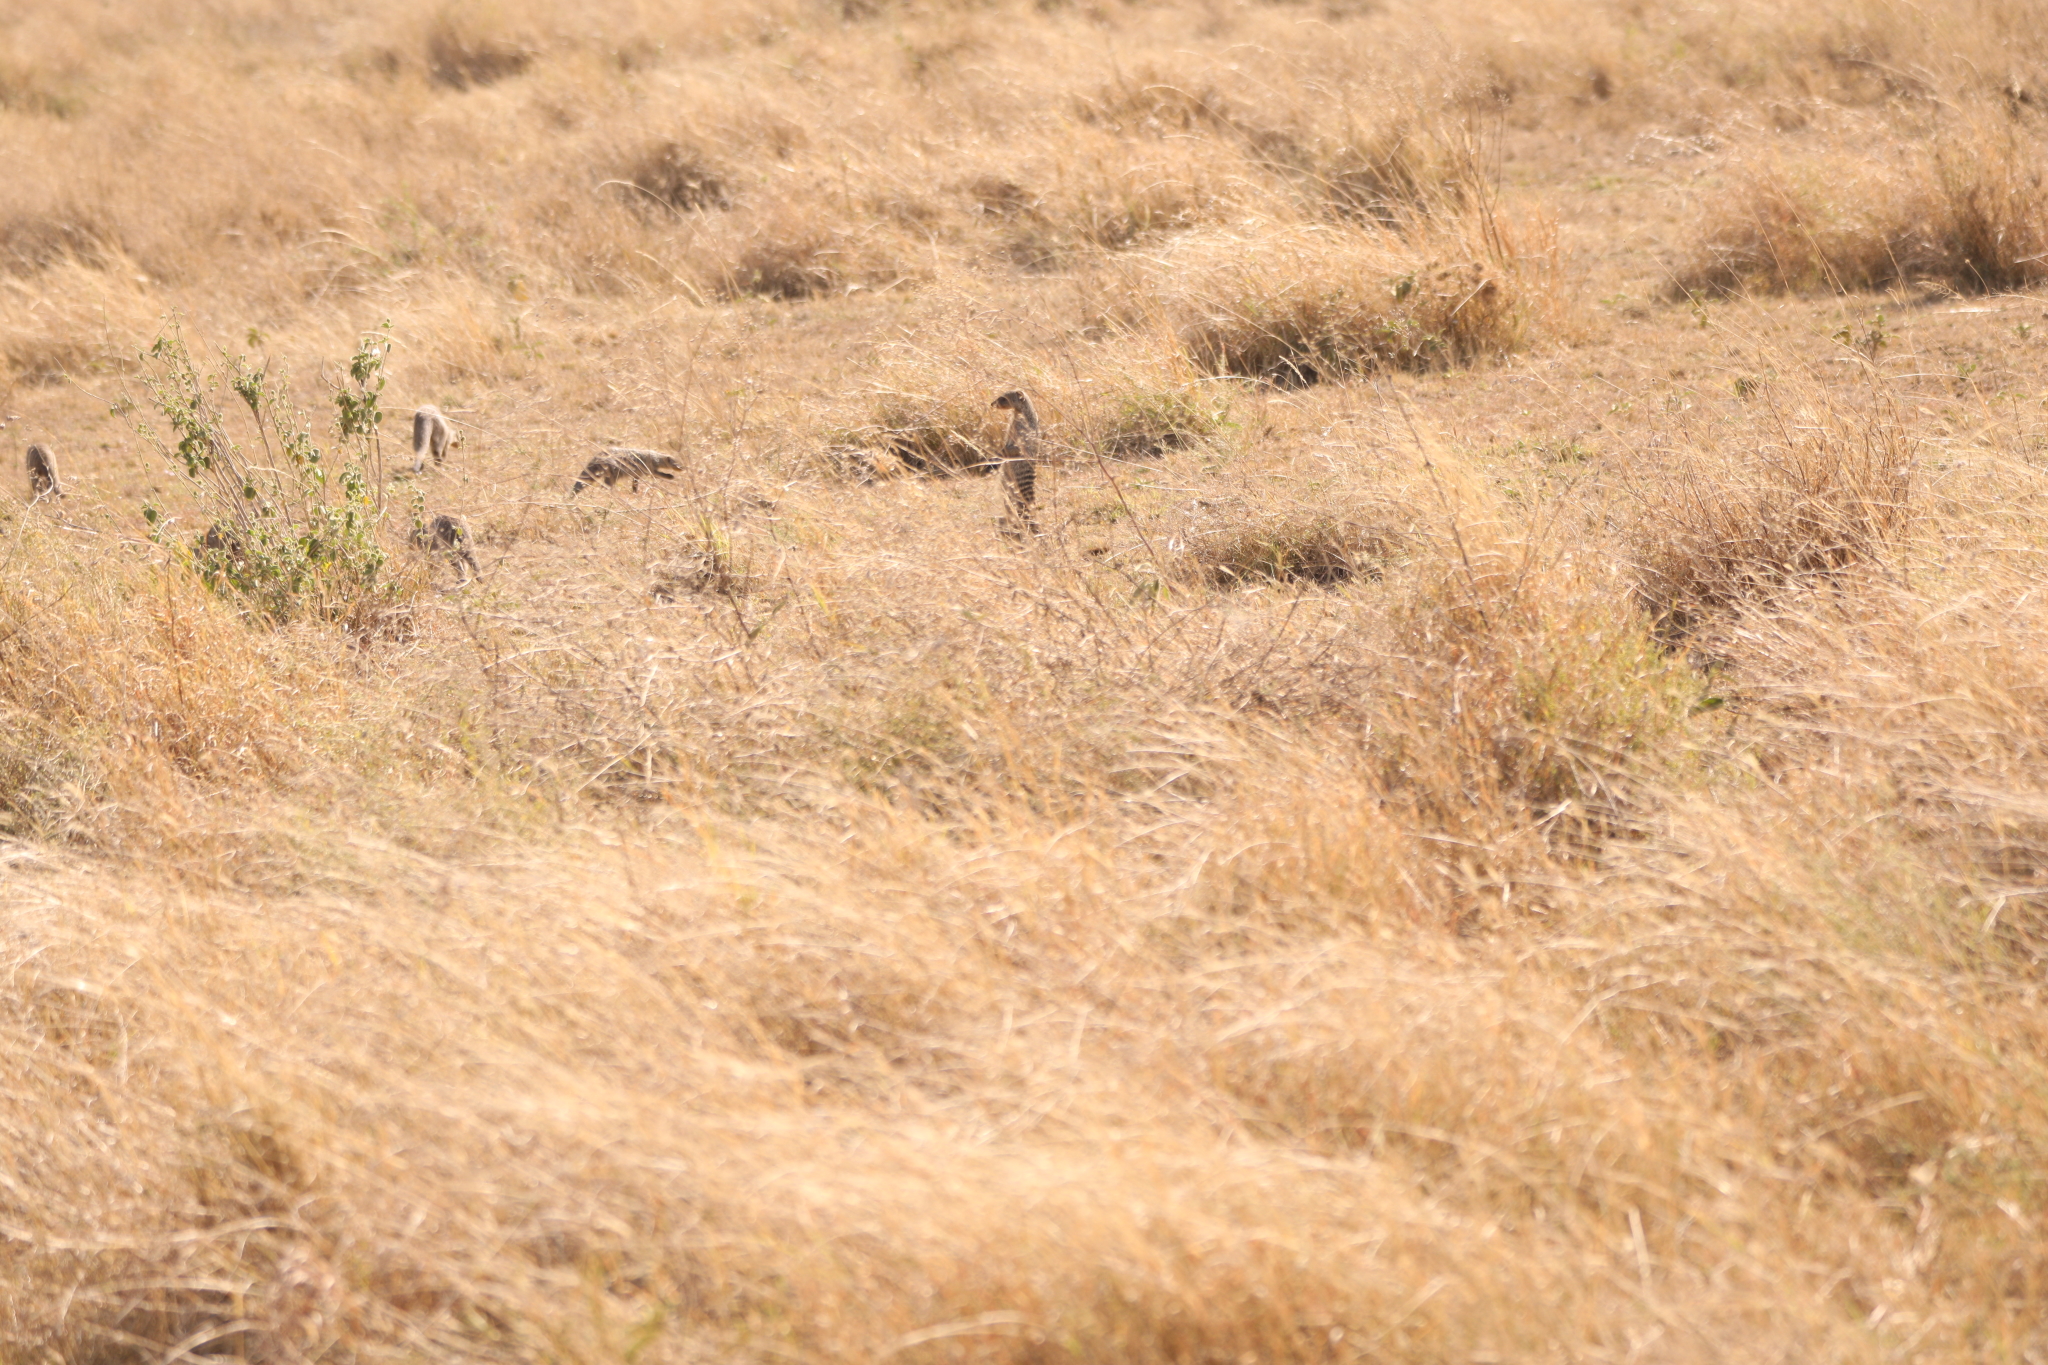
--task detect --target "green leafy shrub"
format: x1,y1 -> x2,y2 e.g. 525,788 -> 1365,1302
133,321 -> 413,631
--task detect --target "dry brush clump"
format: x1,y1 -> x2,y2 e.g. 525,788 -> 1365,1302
1672,120 -> 2048,297
1315,116 -> 1494,226
1624,389 -> 1916,635
853,384 -> 1007,476
1177,505 -> 1405,586
17,0 -> 2048,1361
0,518 -> 343,842
1372,523 -> 1711,876
608,138 -> 731,216
1143,224 -> 1536,384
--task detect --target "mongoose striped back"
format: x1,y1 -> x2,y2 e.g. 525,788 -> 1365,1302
991,390 -> 1040,540
413,513 -> 479,580
25,443 -> 59,500
570,447 -> 682,495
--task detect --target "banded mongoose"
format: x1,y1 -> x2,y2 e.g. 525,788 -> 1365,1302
570,447 -> 682,495
412,405 -> 453,473
25,443 -> 60,501
197,521 -> 246,569
991,390 -> 1040,540
413,513 -> 479,581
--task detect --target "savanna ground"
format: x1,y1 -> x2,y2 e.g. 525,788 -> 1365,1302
7,0 -> 2048,1360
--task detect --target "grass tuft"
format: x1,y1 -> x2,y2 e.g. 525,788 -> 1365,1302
1672,124 -> 2048,297
1185,510 -> 1402,586
1157,227 -> 1528,383
1097,386 -> 1229,460
424,16 -> 533,91
1319,119 -> 1487,225
860,387 -> 1002,475
613,140 -> 730,216
1625,394 -> 1916,634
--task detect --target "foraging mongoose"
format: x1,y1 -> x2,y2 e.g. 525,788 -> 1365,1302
570,447 -> 682,495
196,521 -> 246,569
412,513 -> 479,580
991,390 -> 1040,540
412,405 -> 453,473
25,443 -> 60,500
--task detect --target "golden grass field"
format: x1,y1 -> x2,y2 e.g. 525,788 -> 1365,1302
9,0 -> 2048,1359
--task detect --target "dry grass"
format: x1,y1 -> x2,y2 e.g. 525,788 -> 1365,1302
1625,384 -> 1917,632
8,0 -> 2048,1361
1148,225 -> 1535,383
1673,118 -> 2048,297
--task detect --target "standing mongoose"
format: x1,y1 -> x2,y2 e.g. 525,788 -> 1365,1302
991,390 -> 1040,540
412,513 -> 479,581
569,448 -> 682,495
25,443 -> 60,501
412,405 -> 453,473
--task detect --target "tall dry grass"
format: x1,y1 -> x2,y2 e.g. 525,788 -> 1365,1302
1673,117 -> 2048,297
6,0 -> 2048,1361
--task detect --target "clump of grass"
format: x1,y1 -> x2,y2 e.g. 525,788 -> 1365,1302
1625,395 -> 1916,635
0,210 -> 107,275
711,201 -> 922,301
611,140 -> 730,216
1075,68 -> 1304,168
1075,73 -> 1242,138
857,387 -> 1001,475
1319,119 -> 1488,226
1377,534 -> 1710,863
975,138 -> 1237,269
1185,510 -> 1403,586
1071,172 -> 1211,251
963,175 -> 1037,217
1671,126 -> 2048,297
724,229 -> 838,299
1155,227 -> 1528,384
1,332 -> 96,386
1097,386 -> 1229,460
424,15 -> 532,91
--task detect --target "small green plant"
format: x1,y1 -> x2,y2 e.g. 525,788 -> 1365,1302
133,319 -> 409,629
1833,310 -> 1887,358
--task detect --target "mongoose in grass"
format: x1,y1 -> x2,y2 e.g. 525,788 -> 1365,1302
196,521 -> 246,571
25,443 -> 60,501
413,513 -> 479,581
412,405 -> 453,473
570,447 -> 682,495
991,390 -> 1040,540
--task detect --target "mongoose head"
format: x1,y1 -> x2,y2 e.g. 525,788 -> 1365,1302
992,391 -> 1041,436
